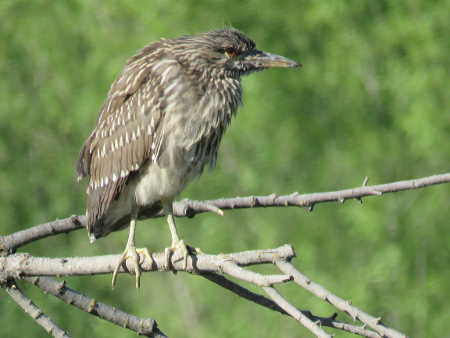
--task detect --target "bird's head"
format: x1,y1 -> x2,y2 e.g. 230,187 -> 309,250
172,28 -> 300,78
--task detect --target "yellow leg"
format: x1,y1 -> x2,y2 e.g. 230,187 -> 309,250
163,203 -> 190,270
111,218 -> 153,289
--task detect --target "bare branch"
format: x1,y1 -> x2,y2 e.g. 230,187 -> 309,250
199,272 -> 286,315
201,273 -> 381,338
0,215 -> 85,254
194,172 -> 450,212
276,260 -> 407,338
0,245 -> 295,278
3,279 -> 70,338
263,286 -> 332,338
24,277 -> 167,338
0,245 -> 395,337
219,259 -> 292,286
1,173 -> 448,253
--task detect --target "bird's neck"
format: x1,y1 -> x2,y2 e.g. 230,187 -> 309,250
197,71 -> 242,131
178,70 -> 242,154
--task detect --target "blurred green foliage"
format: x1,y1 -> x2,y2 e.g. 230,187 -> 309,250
1,1 -> 449,337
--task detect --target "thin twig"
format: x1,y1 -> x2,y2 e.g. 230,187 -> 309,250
4,279 -> 70,338
276,260 -> 407,338
24,277 -> 167,338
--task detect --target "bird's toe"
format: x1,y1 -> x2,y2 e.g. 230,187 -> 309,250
165,239 -> 194,271
112,245 -> 149,289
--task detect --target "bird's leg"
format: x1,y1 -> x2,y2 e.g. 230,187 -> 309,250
163,204 -> 190,271
111,217 -> 153,289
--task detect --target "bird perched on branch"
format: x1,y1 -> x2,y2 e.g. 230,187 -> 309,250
76,28 -> 299,288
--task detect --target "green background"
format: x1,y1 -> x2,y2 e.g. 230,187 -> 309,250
1,1 -> 449,337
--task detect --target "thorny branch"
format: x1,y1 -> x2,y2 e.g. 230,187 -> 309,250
1,172 -> 448,254
1,173 -> 448,336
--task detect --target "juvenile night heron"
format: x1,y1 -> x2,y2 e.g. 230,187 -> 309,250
76,28 -> 299,288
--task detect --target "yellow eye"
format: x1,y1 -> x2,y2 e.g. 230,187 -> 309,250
224,48 -> 237,58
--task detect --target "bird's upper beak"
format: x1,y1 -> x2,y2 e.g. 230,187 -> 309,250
242,49 -> 301,68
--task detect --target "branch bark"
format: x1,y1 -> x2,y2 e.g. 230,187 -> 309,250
4,279 -> 70,338
24,276 -> 167,338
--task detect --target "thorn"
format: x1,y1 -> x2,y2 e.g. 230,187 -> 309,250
338,197 -> 345,203
375,317 -> 382,324
356,197 -> 363,204
203,202 -> 224,216
87,299 -> 97,313
330,312 -> 338,320
307,203 -> 315,212
362,176 -> 369,186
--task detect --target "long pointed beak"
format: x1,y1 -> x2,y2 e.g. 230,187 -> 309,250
243,49 -> 301,68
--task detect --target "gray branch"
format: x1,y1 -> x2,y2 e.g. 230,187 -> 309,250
263,286 -> 332,337
4,279 -> 70,338
1,245 -> 398,337
0,245 -> 295,278
24,276 -> 167,338
1,172 -> 448,254
276,260 -> 407,338
201,273 -> 381,338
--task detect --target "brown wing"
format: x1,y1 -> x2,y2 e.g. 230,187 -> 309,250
76,43 -> 170,236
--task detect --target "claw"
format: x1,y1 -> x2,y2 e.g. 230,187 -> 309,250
111,246 -> 153,289
164,239 -> 190,271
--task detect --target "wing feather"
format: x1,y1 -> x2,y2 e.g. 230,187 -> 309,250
76,43 -> 174,237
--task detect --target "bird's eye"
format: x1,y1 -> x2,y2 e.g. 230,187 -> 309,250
224,47 -> 237,58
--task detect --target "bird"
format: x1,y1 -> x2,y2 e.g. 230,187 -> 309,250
76,28 -> 299,288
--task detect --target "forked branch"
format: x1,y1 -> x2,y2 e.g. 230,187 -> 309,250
1,245 -> 405,337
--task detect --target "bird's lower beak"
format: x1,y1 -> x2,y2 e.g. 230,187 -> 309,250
244,50 -> 301,68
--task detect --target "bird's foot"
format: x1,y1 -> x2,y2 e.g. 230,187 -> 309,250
112,246 -> 153,289
164,239 -> 199,271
